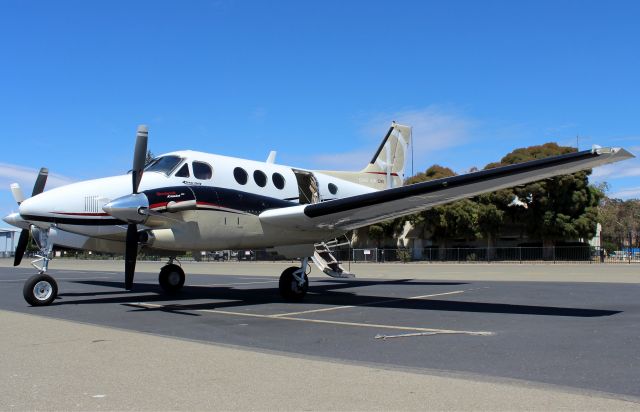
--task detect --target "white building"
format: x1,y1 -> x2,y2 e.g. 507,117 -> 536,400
0,228 -> 21,258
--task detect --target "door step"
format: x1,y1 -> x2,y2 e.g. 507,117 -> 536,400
311,240 -> 354,279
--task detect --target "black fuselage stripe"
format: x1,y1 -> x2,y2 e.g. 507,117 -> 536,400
20,215 -> 127,226
20,186 -> 297,226
305,150 -> 598,218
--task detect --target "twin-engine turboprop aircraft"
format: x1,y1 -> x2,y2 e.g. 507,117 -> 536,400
3,123 -> 634,306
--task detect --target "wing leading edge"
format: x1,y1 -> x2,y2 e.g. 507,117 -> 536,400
259,147 -> 634,232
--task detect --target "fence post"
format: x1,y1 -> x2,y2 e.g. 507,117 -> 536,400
519,247 -> 522,264
457,248 -> 460,262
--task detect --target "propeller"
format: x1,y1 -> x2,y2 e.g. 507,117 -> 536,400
12,168 -> 48,266
124,125 -> 148,290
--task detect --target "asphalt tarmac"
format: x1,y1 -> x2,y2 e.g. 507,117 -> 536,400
1,260 -> 639,410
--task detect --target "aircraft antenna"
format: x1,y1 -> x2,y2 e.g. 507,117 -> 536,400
411,131 -> 414,177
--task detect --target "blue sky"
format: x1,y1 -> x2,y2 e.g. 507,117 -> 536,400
1,0 -> 639,224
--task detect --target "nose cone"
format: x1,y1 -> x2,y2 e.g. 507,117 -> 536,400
3,212 -> 29,230
103,193 -> 149,223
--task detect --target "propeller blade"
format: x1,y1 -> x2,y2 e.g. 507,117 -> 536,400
13,229 -> 30,266
132,125 -> 148,194
10,183 -> 25,205
124,223 -> 138,290
32,167 -> 49,197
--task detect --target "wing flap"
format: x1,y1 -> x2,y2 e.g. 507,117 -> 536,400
260,147 -> 634,231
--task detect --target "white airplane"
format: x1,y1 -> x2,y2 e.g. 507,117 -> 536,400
3,123 -> 634,306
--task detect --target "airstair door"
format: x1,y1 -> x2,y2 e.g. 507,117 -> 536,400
292,169 -> 320,204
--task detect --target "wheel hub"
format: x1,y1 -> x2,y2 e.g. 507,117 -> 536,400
167,272 -> 181,286
33,281 -> 53,301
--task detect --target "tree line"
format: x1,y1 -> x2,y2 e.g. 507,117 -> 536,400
366,142 -> 611,254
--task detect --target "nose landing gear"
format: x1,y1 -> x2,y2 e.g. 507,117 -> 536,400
23,226 -> 58,306
158,258 -> 186,294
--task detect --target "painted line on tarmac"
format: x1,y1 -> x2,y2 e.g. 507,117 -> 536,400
191,280 -> 278,287
0,276 -> 112,282
375,330 -> 493,340
271,290 -> 467,317
127,301 -> 492,336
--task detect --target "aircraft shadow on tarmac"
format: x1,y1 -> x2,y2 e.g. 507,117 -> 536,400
54,278 -> 621,318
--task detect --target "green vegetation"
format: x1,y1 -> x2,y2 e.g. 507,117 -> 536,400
598,197 -> 640,250
363,143 -> 605,251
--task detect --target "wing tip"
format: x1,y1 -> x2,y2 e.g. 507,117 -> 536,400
592,146 -> 635,161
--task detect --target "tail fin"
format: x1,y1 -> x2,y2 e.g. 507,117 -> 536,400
316,122 -> 412,190
360,122 -> 412,189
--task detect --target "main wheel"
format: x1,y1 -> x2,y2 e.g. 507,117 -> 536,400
279,266 -> 308,301
158,264 -> 185,294
23,274 -> 58,306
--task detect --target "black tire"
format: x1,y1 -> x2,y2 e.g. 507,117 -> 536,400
158,264 -> 185,294
279,266 -> 309,301
23,274 -> 58,306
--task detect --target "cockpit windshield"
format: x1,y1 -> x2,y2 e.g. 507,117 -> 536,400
144,155 -> 183,175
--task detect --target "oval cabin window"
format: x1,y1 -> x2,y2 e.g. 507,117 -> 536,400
234,167 -> 248,185
328,183 -> 338,195
272,172 -> 285,190
253,170 -> 267,187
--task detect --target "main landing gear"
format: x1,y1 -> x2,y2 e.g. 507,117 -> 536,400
279,257 -> 310,300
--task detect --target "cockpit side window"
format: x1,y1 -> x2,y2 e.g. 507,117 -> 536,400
193,161 -> 213,180
145,156 -> 183,176
174,163 -> 190,178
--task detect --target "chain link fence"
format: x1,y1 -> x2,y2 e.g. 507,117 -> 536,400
18,245 -> 637,264
333,246 -> 639,264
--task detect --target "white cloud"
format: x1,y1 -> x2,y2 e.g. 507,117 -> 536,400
363,106 -> 473,158
310,105 -> 473,170
0,163 -> 75,197
610,186 -> 640,200
591,159 -> 640,180
311,150 -> 373,170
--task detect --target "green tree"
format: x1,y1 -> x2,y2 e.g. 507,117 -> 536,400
404,165 -> 481,252
598,197 -> 640,250
485,143 -> 602,257
405,164 -> 456,185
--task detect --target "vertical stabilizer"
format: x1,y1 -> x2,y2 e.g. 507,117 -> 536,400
361,122 -> 412,189
315,122 -> 412,190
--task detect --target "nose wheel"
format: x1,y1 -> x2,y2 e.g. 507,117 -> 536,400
158,263 -> 186,294
23,273 -> 58,306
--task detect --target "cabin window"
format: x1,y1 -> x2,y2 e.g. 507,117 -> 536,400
144,155 -> 182,176
193,161 -> 213,180
174,164 -> 190,178
234,167 -> 248,185
253,170 -> 267,187
328,183 -> 338,195
272,172 -> 285,190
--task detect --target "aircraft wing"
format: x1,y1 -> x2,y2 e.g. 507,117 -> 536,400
259,147 -> 634,232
